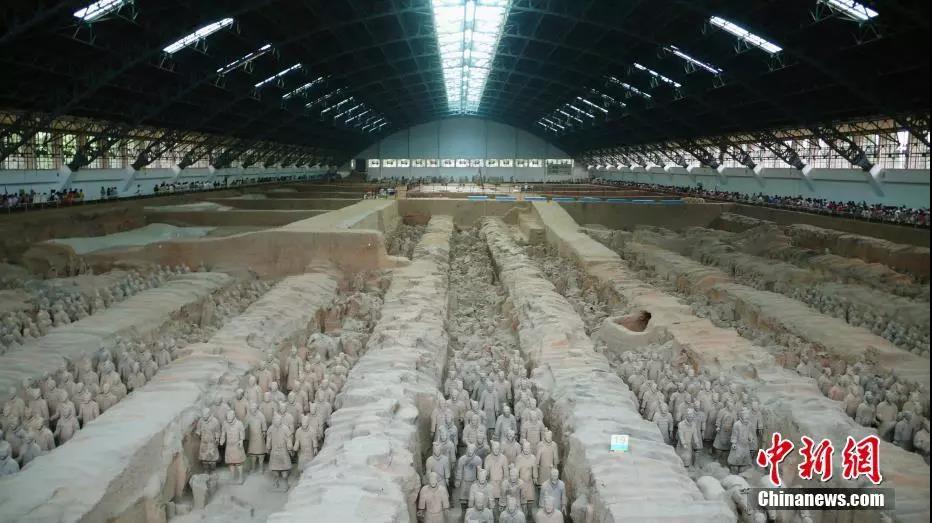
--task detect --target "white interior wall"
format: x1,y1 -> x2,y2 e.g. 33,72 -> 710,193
597,166 -> 930,208
0,166 -> 328,201
356,116 -> 586,182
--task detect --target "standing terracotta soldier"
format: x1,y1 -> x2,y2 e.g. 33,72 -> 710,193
484,440 -> 509,508
675,409 -> 703,467
293,415 -> 319,471
500,495 -> 527,523
220,411 -> 246,483
728,408 -> 755,474
232,389 -> 249,421
0,442 -> 19,476
534,496 -> 564,523
266,415 -> 293,489
468,468 -> 493,509
425,441 -> 451,485
96,383 -> 118,413
195,408 -> 221,473
538,469 -> 567,514
536,430 -> 559,486
455,443 -> 483,509
713,400 -> 737,458
417,471 -> 450,523
245,402 -> 267,474
54,403 -> 80,445
77,394 -> 100,428
465,491 -> 494,522
514,440 -> 538,514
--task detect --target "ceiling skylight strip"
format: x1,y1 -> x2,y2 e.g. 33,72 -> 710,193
163,18 -> 234,54
254,63 -> 302,88
577,96 -> 609,114
665,45 -> 723,74
74,0 -> 129,21
607,76 -> 652,100
431,0 -> 513,114
217,44 -> 272,75
633,63 -> 682,88
821,0 -> 879,21
709,16 -> 782,54
283,76 -> 327,100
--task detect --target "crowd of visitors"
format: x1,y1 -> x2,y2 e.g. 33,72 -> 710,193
596,179 -> 930,228
2,189 -> 86,209
1,174 -> 315,213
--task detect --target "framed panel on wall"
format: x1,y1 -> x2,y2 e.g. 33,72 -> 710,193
428,159 -> 440,167
500,159 -> 514,167
529,159 -> 543,168
398,159 -> 411,167
413,159 -> 426,168
470,159 -> 483,168
515,159 -> 528,167
383,159 -> 397,167
456,159 -> 469,167
367,159 -> 381,168
486,159 -> 499,167
442,159 -> 455,167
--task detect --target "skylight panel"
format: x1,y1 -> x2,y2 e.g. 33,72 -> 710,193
576,96 -> 609,114
431,0 -> 513,114
709,16 -> 782,54
567,104 -> 595,119
820,0 -> 878,21
283,76 -> 327,100
665,45 -> 723,74
633,63 -> 682,88
606,76 -> 652,100
74,0 -> 129,22
254,63 -> 302,88
163,18 -> 234,54
217,44 -> 273,75
541,117 -> 565,130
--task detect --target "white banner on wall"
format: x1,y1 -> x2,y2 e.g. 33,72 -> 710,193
370,158 -> 573,169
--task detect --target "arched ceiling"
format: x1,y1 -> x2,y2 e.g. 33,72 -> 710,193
0,0 -> 928,164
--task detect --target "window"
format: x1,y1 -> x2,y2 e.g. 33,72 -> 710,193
431,0 -> 512,114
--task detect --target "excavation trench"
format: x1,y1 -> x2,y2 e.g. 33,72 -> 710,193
530,201 -> 930,522
0,270 -> 340,522
480,217 -> 734,522
269,215 -> 453,523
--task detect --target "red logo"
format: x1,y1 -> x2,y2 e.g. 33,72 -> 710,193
798,436 -> 834,482
841,435 -> 883,485
756,432 -> 795,486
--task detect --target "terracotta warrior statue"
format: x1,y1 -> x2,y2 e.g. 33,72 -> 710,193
675,409 -> 703,467
417,471 -> 450,523
728,408 -> 755,474
194,408 -> 221,473
220,411 -> 246,483
266,415 -> 293,489
293,414 -> 319,471
245,402 -> 267,474
464,491 -> 494,523
500,495 -> 527,523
